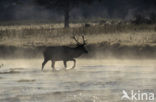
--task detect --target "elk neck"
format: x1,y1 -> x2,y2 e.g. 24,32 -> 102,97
73,46 -> 85,57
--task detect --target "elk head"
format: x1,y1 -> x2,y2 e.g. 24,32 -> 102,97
72,35 -> 88,53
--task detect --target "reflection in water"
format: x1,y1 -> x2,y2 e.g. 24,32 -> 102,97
0,59 -> 156,102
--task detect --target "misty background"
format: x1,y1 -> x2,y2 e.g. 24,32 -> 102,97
0,0 -> 156,22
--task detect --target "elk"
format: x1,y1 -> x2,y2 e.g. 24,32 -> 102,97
41,36 -> 88,71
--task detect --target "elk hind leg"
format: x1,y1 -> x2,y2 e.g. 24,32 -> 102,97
51,60 -> 56,71
63,60 -> 67,69
42,59 -> 48,71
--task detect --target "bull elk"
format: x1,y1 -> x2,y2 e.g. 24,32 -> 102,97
41,36 -> 88,71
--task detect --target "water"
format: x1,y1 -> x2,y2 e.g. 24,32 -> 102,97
0,59 -> 156,102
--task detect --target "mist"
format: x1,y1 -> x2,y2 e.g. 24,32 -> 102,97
0,0 -> 156,102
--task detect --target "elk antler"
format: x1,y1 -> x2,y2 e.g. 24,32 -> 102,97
82,35 -> 87,45
72,36 -> 81,45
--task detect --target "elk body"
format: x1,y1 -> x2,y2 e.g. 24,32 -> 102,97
41,36 -> 88,71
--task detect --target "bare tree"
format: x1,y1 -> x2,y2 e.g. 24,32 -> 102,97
35,0 -> 97,28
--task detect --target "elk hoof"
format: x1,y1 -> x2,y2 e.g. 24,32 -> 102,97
71,66 -> 75,69
71,67 -> 75,70
52,69 -> 57,72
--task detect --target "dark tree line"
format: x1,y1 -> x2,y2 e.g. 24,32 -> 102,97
0,0 -> 156,27
34,0 -> 156,27
132,13 -> 156,24
34,0 -> 98,28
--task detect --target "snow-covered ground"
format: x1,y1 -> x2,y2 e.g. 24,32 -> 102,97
0,59 -> 156,102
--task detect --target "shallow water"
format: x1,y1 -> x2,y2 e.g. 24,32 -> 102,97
0,59 -> 156,102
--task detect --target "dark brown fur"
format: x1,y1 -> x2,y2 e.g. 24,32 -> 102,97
42,36 -> 88,71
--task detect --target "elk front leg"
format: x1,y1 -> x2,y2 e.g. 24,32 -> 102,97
51,60 -> 56,71
42,59 -> 48,71
71,59 -> 76,69
63,60 -> 67,69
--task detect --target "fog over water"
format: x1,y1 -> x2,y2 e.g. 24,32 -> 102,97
0,59 -> 155,102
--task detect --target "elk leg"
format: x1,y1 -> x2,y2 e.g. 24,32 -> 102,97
71,59 -> 76,69
63,60 -> 67,69
51,60 -> 56,71
42,59 -> 48,71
